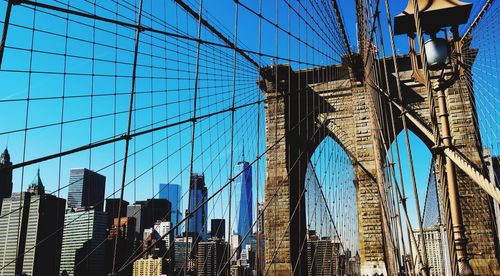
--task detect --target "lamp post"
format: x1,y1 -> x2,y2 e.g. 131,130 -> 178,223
394,1 -> 474,275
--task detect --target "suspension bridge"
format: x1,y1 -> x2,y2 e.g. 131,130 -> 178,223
0,0 -> 498,275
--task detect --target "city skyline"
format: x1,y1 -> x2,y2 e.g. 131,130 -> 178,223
0,0 -> 497,275
0,0 -> 435,233
0,171 -> 361,276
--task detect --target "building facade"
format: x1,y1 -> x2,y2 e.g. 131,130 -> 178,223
211,219 -> 225,240
105,198 -> 129,228
306,237 -> 341,276
256,203 -> 265,275
128,199 -> 172,248
144,220 -> 172,241
235,159 -> 252,251
0,192 -> 25,276
484,149 -> 500,243
0,170 -> 66,276
67,168 -> 106,211
188,173 -> 208,240
143,220 -> 173,258
196,238 -> 228,276
0,148 -> 12,214
159,183 -> 181,235
345,250 -> 361,276
174,236 -> 195,274
104,216 -> 136,275
133,257 -> 165,276
59,208 -> 107,276
127,203 -> 143,246
413,227 -> 445,276
230,234 -> 241,265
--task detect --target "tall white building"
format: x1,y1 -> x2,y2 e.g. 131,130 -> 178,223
0,192 -> 26,276
413,226 -> 445,276
484,149 -> 500,242
59,208 -> 107,276
230,234 -> 241,265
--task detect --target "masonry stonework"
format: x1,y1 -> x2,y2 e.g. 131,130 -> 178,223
260,55 -> 499,275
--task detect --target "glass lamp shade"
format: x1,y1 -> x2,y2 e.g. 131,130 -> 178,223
424,38 -> 449,71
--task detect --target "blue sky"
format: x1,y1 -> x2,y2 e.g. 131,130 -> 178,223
0,0 -> 434,237
0,0 -> 495,246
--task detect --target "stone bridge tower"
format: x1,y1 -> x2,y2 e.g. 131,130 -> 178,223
259,54 -> 499,275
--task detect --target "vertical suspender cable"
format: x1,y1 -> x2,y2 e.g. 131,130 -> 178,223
185,0 -> 204,274
111,0 -> 143,273
381,0 -> 418,272
374,9 -> 407,272
272,0 -> 279,273
227,0 -> 239,273
15,5 -> 37,273
255,0 -> 263,273
0,0 -> 14,69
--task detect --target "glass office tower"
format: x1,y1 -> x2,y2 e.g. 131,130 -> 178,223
235,159 -> 252,250
188,173 -> 208,240
67,168 -> 106,211
60,208 -> 107,276
159,183 -> 181,235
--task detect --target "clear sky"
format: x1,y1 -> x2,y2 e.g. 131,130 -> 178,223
0,0 -> 495,246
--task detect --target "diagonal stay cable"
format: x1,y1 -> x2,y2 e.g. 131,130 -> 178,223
0,84 -> 258,222
0,93 -> 283,173
74,89 -> 259,275
174,0 -> 259,69
111,0 -> 143,271
116,89 -> 328,273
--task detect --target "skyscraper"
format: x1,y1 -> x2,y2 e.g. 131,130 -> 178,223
104,216 -> 136,276
127,203 -> 143,244
230,234 -> 241,265
0,148 -> 13,214
60,208 -> 107,276
159,183 -> 181,235
211,219 -> 225,240
141,220 -> 173,267
413,226 -> 445,276
197,238 -> 229,276
484,149 -> 500,241
129,199 -> 172,237
143,220 -> 173,253
235,155 -> 252,250
0,169 -> 66,276
188,173 -> 208,240
105,198 -> 129,229
127,198 -> 172,250
257,202 -> 265,274
306,237 -> 340,276
68,168 -> 106,211
346,251 -> 361,275
174,236 -> 195,274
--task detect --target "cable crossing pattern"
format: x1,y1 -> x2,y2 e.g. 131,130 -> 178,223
0,0 -> 497,276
